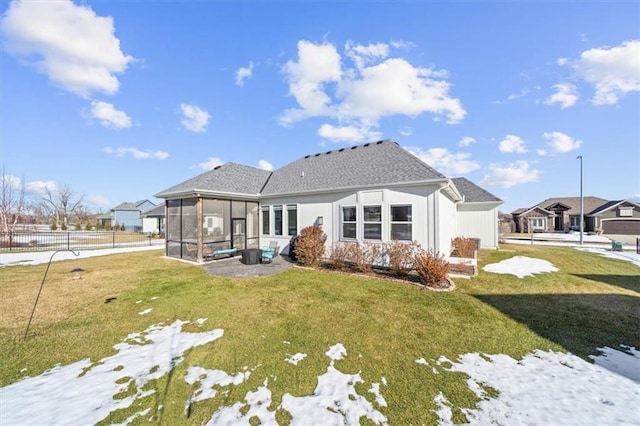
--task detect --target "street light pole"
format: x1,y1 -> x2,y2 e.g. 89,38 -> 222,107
577,155 -> 583,245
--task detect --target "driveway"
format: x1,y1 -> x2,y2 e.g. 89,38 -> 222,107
604,234 -> 639,246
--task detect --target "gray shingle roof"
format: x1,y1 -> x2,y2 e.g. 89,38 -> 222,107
451,177 -> 502,203
141,204 -> 165,217
112,202 -> 139,211
535,196 -> 608,215
155,163 -> 271,198
261,140 -> 446,196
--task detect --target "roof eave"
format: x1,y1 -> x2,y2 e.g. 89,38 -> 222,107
261,178 -> 450,199
155,188 -> 261,200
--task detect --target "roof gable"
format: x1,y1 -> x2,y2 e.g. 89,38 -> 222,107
535,196 -> 609,215
451,177 -> 502,203
155,163 -> 271,198
588,199 -> 640,216
261,140 -> 447,196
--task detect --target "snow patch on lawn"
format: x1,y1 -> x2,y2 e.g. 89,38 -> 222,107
483,256 -> 558,278
1,320 -> 223,425
432,346 -> 640,425
285,352 -> 307,365
577,247 -> 640,268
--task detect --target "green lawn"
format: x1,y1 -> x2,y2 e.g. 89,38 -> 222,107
1,244 -> 638,424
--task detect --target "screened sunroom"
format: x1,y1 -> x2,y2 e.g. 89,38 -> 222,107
156,163 -> 272,263
165,198 -> 259,262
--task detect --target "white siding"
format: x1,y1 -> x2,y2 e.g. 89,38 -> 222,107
456,203 -> 500,249
436,190 -> 457,257
261,184 -> 445,255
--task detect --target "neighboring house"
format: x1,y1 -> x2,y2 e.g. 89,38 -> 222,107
110,200 -> 156,232
141,204 -> 165,234
512,197 -> 640,235
155,140 -> 502,263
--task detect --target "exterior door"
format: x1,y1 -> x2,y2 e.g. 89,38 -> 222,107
232,218 -> 246,250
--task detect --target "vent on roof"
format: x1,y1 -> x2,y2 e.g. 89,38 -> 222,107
326,150 -> 332,155
213,165 -> 222,170
314,153 -> 321,157
351,146 -> 357,150
376,141 -> 383,145
304,155 -> 311,159
364,143 -> 370,147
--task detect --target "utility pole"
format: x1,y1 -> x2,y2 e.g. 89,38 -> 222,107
577,155 -> 583,245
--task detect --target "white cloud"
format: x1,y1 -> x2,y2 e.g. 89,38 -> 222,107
399,126 -> 412,137
458,136 -> 476,147
235,62 -> 254,86
499,135 -> 528,154
25,180 -> 57,195
87,195 -> 110,208
317,123 -> 382,143
537,149 -> 548,156
557,58 -> 569,66
345,41 -> 390,70
480,161 -> 540,188
570,40 -> 640,105
104,147 -> 168,160
257,160 -> 273,171
180,103 -> 211,133
407,147 -> 480,176
279,39 -> 466,134
280,40 -> 342,125
544,83 -> 578,108
89,101 -> 132,128
543,131 -> 583,153
198,157 -> 223,171
3,174 -> 22,189
0,0 -> 133,98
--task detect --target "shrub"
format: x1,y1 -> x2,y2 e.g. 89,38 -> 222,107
61,222 -> 68,231
50,218 -> 57,231
294,226 -> 327,267
120,223 -> 126,231
343,242 -> 382,274
85,221 -> 93,231
451,237 -> 477,258
75,222 -> 82,231
104,222 -> 111,231
386,240 -> 422,276
328,242 -> 351,271
112,222 -> 119,232
414,251 -> 450,288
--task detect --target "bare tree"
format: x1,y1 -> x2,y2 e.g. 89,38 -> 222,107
39,184 -> 85,228
0,167 -> 27,233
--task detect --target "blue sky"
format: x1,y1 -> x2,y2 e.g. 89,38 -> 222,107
1,0 -> 638,214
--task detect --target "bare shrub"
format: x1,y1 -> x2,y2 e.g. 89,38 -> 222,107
353,242 -> 382,274
328,242 -> 350,271
386,240 -> 422,276
294,226 -> 327,267
414,251 -> 450,288
451,237 -> 477,258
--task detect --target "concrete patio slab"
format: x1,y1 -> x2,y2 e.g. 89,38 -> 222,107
201,255 -> 294,278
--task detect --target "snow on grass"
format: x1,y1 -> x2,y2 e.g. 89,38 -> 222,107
137,308 -> 152,315
431,346 -> 640,425
483,255 -> 558,278
3,318 -> 639,425
1,320 -> 223,425
285,352 -> 307,365
0,245 -> 163,267
577,247 -> 640,268
184,366 -> 251,402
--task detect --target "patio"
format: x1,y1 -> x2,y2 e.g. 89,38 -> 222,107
201,254 -> 294,278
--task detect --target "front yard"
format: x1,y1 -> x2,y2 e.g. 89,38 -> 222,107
0,244 -> 638,425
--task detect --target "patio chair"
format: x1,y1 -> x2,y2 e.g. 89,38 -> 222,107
261,241 -> 280,264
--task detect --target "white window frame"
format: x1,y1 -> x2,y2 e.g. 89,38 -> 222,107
261,206 -> 270,236
619,207 -> 633,217
363,205 -> 382,241
287,204 -> 298,236
273,205 -> 283,236
341,205 -> 357,240
390,204 -> 412,241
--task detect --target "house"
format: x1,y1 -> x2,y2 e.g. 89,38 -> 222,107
141,204 -> 165,234
155,140 -> 503,263
511,197 -> 640,235
109,200 -> 156,232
